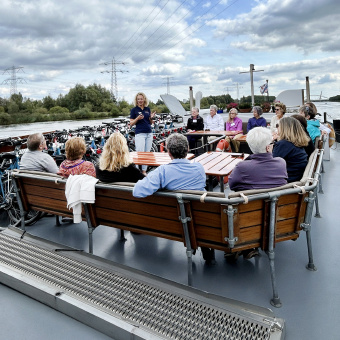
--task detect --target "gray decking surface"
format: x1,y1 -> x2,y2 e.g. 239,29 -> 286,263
1,146 -> 340,339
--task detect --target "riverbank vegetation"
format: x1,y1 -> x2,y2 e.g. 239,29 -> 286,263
329,95 -> 340,102
0,82 -> 276,126
0,83 -> 170,126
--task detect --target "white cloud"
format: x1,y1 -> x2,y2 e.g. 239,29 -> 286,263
1,0 -> 340,102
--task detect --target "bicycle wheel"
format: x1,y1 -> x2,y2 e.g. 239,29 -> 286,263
3,177 -> 42,227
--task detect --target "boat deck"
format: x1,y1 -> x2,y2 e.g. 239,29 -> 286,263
1,146 -> 340,339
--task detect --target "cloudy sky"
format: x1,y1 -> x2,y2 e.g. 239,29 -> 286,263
1,0 -> 340,104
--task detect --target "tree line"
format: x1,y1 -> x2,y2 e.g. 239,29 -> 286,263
0,82 -> 276,126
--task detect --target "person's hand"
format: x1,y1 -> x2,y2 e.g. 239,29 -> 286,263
137,114 -> 144,120
150,111 -> 156,119
321,130 -> 327,135
272,130 -> 278,141
266,142 -> 274,153
187,129 -> 192,132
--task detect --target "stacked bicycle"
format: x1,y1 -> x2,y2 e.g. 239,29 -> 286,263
0,138 -> 43,227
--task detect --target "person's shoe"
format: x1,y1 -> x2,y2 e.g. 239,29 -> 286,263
61,217 -> 73,223
224,251 -> 241,263
201,247 -> 216,265
242,248 -> 260,259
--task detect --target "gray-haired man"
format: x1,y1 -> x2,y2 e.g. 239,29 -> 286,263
20,133 -> 58,173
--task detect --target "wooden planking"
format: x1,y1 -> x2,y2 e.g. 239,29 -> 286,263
191,210 -> 222,228
23,183 -> 66,200
94,195 -> 179,222
238,210 -> 263,228
276,219 -> 301,236
237,199 -> 264,213
96,187 -> 178,207
18,176 -> 66,190
95,207 -> 183,236
277,203 -> 299,220
190,200 -> 221,213
195,223 -> 262,248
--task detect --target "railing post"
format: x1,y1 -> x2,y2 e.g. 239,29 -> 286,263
268,196 -> 282,308
83,203 -> 94,254
176,194 -> 193,286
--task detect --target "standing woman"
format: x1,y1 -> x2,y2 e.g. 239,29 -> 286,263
130,92 -> 156,175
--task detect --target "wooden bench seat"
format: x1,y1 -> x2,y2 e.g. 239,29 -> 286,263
12,148 -> 323,307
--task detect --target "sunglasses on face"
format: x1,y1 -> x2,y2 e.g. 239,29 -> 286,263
275,108 -> 280,111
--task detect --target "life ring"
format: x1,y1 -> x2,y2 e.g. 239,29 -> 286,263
325,123 -> 335,147
216,139 -> 231,152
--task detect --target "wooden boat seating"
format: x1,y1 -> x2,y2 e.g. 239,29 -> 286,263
11,148 -> 323,307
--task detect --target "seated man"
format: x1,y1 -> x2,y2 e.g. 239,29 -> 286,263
203,104 -> 225,150
229,127 -> 287,191
20,133 -> 59,173
227,127 -> 287,260
133,133 -> 206,198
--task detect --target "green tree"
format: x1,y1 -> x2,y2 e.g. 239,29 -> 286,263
7,102 -> 19,114
43,95 -> 56,110
10,93 -> 23,109
49,106 -> 70,114
65,84 -> 87,112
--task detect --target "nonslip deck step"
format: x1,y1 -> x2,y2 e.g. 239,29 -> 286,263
0,227 -> 285,340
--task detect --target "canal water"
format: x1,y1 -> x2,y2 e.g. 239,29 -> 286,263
1,101 -> 339,139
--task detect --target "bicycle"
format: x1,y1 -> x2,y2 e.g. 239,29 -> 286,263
0,139 -> 43,227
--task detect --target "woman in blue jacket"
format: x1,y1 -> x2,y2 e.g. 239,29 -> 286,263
247,106 -> 267,132
130,92 -> 156,175
273,117 -> 309,182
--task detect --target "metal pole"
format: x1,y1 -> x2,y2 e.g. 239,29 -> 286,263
189,86 -> 194,112
306,76 -> 311,102
250,64 -> 255,106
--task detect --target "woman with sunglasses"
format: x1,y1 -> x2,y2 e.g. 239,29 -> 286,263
271,102 -> 286,134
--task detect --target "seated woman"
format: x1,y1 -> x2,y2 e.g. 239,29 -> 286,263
247,106 -> 267,132
225,108 -> 243,135
271,102 -> 286,134
224,108 -> 243,152
228,127 -> 288,260
273,117 -> 309,183
96,132 -> 144,183
299,105 -> 321,143
291,114 -> 315,158
57,137 -> 96,178
229,127 -> 287,191
186,107 -> 204,151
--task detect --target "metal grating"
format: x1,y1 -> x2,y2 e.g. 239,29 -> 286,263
0,232 -> 280,340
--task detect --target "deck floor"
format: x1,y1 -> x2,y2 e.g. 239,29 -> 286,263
1,146 -> 340,339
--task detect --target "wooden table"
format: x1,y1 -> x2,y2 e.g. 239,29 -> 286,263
185,130 -> 234,152
192,151 -> 249,192
130,152 -> 195,167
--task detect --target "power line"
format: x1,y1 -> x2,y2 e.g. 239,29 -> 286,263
100,57 -> 128,100
122,0 -> 189,63
2,66 -> 27,96
116,0 -> 165,61
145,0 -> 240,62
